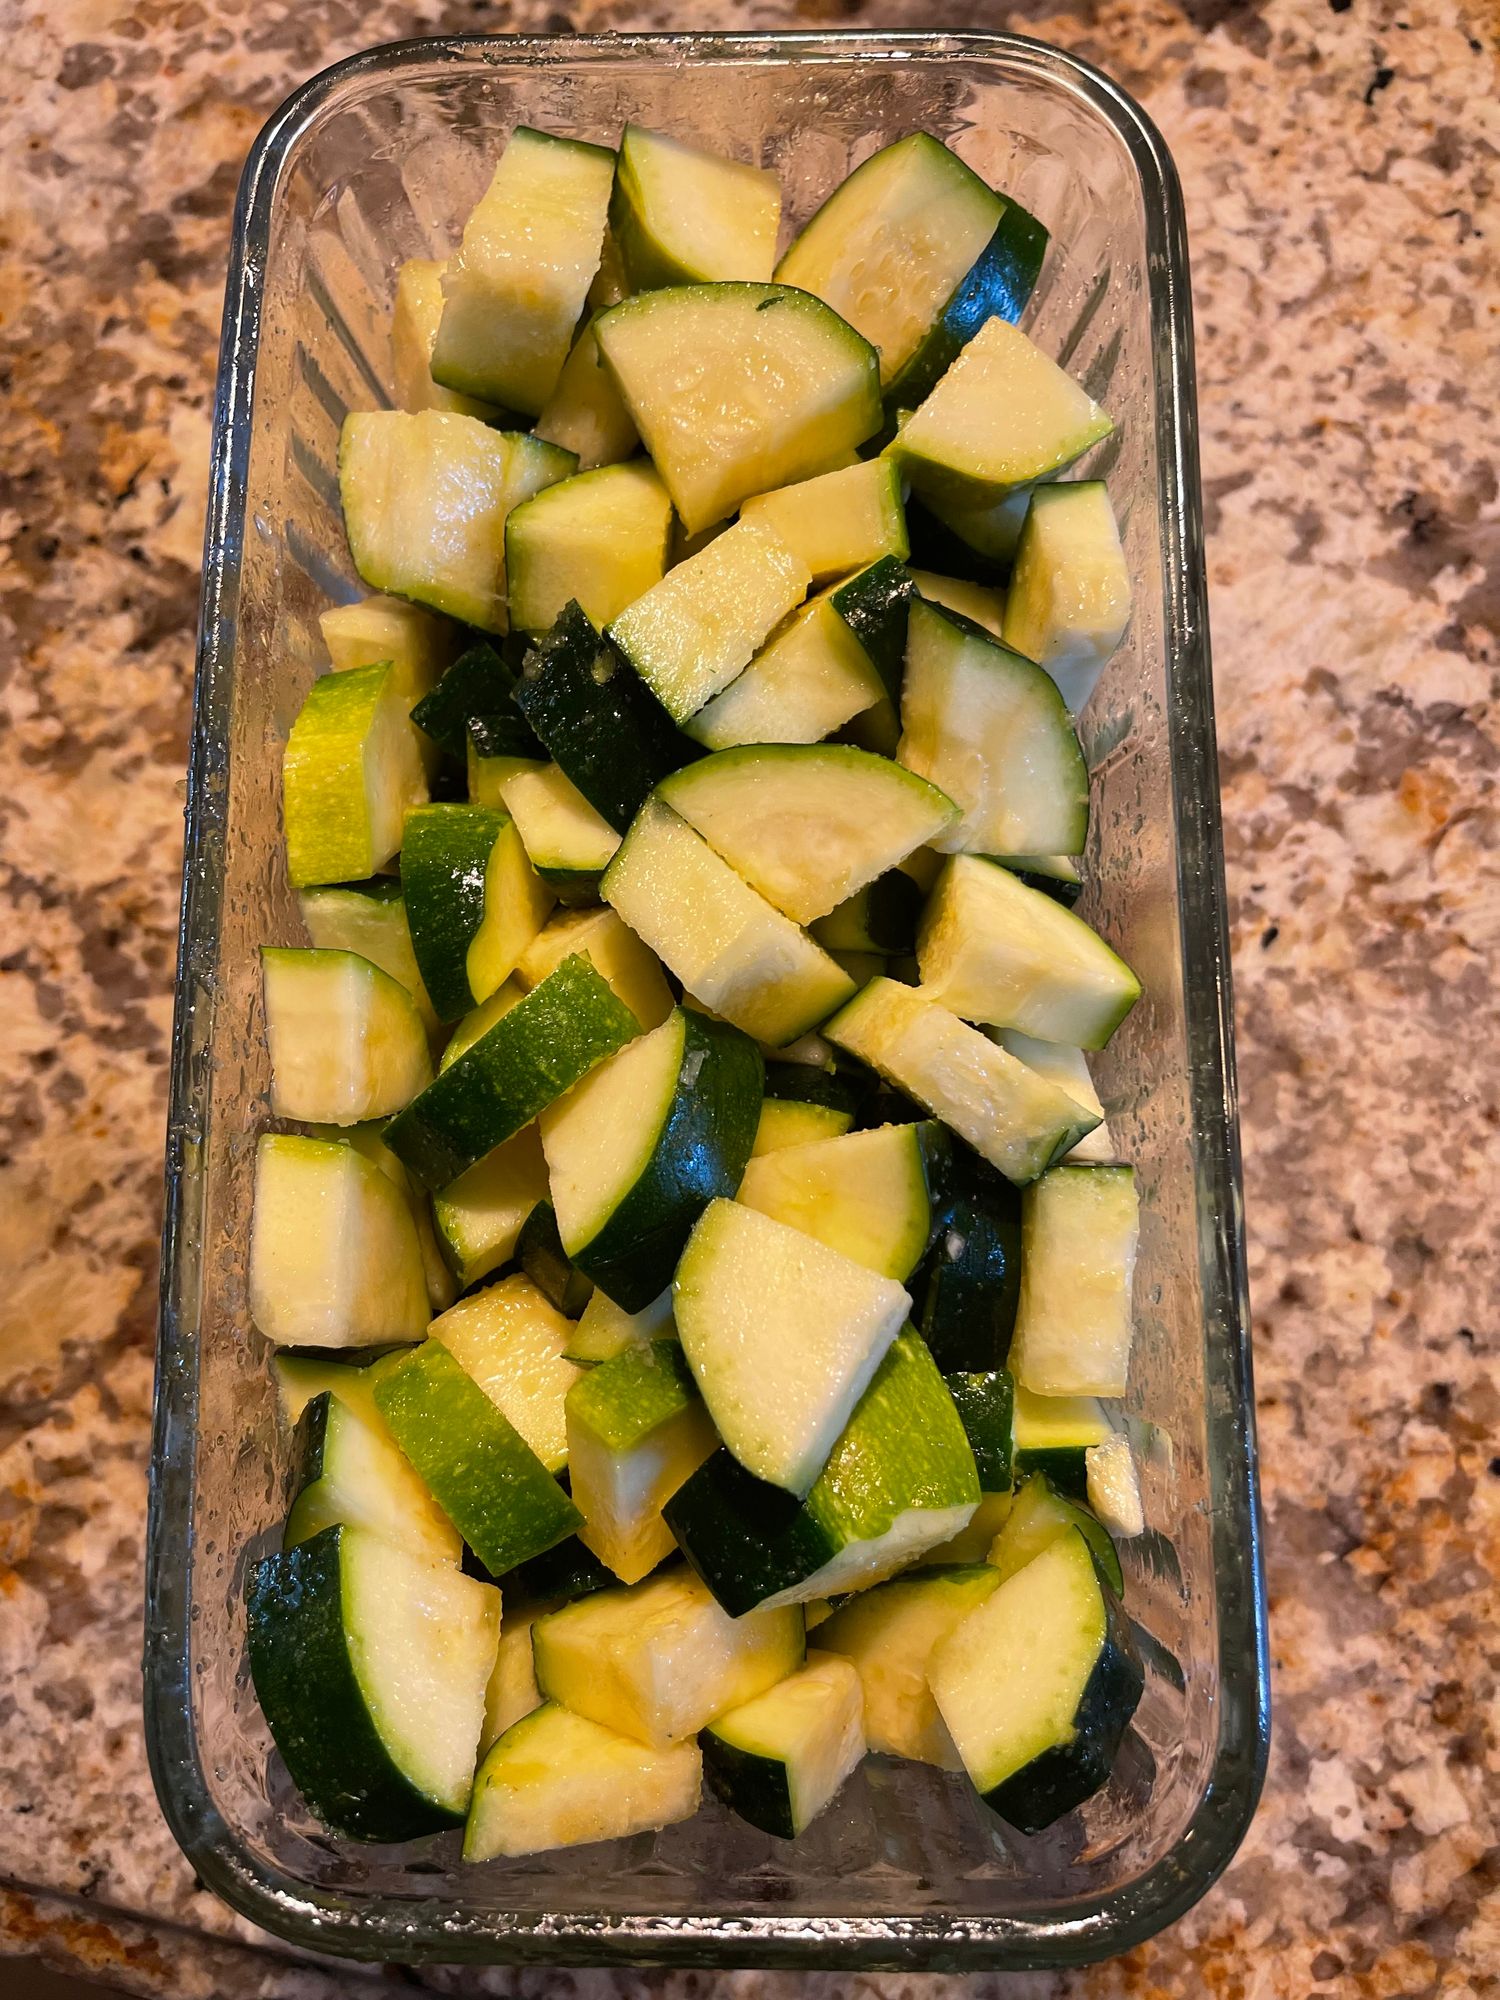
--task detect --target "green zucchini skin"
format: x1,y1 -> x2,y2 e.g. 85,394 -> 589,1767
468,710 -> 545,763
384,955 -> 641,1188
943,1369 -> 1015,1492
497,1532 -> 618,1602
699,1728 -> 796,1839
915,1151 -> 1023,1371
763,1062 -> 863,1116
852,1081 -> 931,1130
411,640 -> 538,758
401,804 -> 506,1021
813,871 -> 923,955
830,556 -> 916,698
574,1011 -> 763,1312
977,1575 -> 1142,1834
246,1526 -> 460,1841
517,1200 -> 595,1318
885,202 -> 1050,413
902,497 -> 1009,585
1004,866 -> 1085,909
374,1342 -> 581,1575
515,601 -> 699,833
1013,1444 -> 1091,1501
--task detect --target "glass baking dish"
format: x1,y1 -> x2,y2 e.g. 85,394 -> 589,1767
146,29 -> 1268,1969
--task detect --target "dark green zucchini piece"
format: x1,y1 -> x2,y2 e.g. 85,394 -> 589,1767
885,199 -> 1050,412
517,1200 -> 595,1318
943,1369 -> 1015,1493
913,1150 -> 1023,1370
411,639 -> 533,757
829,555 -> 916,698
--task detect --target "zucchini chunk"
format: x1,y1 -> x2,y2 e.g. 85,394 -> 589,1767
685,588 -> 886,751
317,1119 -> 455,1314
506,462 -> 674,636
700,1651 -> 864,1838
891,318 -> 1113,511
319,591 -> 456,703
374,1340 -> 582,1575
515,601 -> 693,833
402,804 -> 553,1022
429,1273 -> 583,1475
739,459 -> 908,586
602,800 -> 854,1048
829,555 -> 918,700
432,127 -> 616,414
918,856 -> 1140,1049
515,1199 -> 595,1319
270,1350 -> 388,1432
260,947 -> 432,1124
282,661 -> 428,888
431,1124 -> 550,1292
1011,1164 -> 1139,1398
810,870 -> 923,954
910,569 -> 1006,639
665,1329 -> 979,1613
825,980 -> 1099,1184
817,1562 -> 1001,1768
942,1368 -> 1015,1494
595,283 -> 882,533
736,1121 -> 948,1283
657,745 -> 955,925
990,1470 -> 1123,1593
1010,1385 -> 1112,1499
750,1064 -> 860,1156
479,1611 -> 543,1756
500,764 -> 621,904
535,317 -> 640,470
340,411 -> 576,632
929,1527 -> 1142,1832
994,1029 -> 1116,1164
898,599 -> 1089,859
1086,1433 -> 1146,1540
607,517 -> 811,723
564,1285 -> 675,1364
284,1391 -> 462,1569
565,1339 -> 717,1582
412,640 -> 534,761
675,1199 -> 910,1495
390,257 -> 502,419
249,1134 -> 429,1349
247,1525 -> 499,1841
612,125 -> 781,288
990,852 -> 1084,905
541,1008 -> 763,1311
298,879 -> 436,1032
497,1534 -> 617,1606
531,1569 -> 804,1748
776,134 -> 1033,392
923,1489 -> 1016,1565
1002,480 -> 1132,713
516,904 -> 674,1031
384,954 -> 641,1189
464,1701 -> 701,1860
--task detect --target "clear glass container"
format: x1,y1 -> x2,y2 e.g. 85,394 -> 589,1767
147,30 -> 1268,1968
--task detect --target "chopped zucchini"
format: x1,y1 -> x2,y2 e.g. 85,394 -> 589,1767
564,1285 -> 674,1364
281,661 -> 427,888
515,1199 -> 595,1319
675,1199 -> 910,1495
990,1470 -> 1123,1593
826,980 -> 1099,1184
701,1652 -> 864,1837
249,1134 -> 429,1349
541,1008 -> 763,1310
432,127 -> 616,414
810,870 -> 923,955
739,459 -> 908,585
1010,1385 -> 1112,1499
656,745 -> 955,924
247,1525 -> 499,1840
829,554 -> 918,699
412,640 -> 533,760
817,1563 -> 1001,1768
260,947 -> 431,1124
750,1098 -> 854,1156
501,763 -> 621,903
1085,1433 -> 1145,1540
429,1274 -> 582,1475
612,125 -> 781,287
607,517 -> 810,723
390,257 -> 501,419
464,1701 -> 700,1859
923,1488 -> 1015,1565
685,588 -> 886,751
910,569 -> 1005,639
736,1121 -> 947,1282
319,591 -> 455,705
942,1369 -> 1015,1495
596,283 -> 882,533
1011,1164 -> 1139,1397
535,317 -> 640,470
479,1612 -> 543,1756
297,879 -> 436,1034
994,1029 -> 1116,1164
892,318 -> 1112,511
515,903 -> 673,1031
1002,481 -> 1131,713
913,1147 -> 1022,1371
531,1569 -> 804,1748
284,1390 -> 462,1569
506,462 -> 674,636
929,1527 -> 1142,1832
374,1339 -> 582,1576
602,800 -> 854,1048
431,1124 -> 549,1291
898,599 -> 1089,859
401,804 -> 553,1022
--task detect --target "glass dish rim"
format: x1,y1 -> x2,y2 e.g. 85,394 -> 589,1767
146,26 -> 1269,1969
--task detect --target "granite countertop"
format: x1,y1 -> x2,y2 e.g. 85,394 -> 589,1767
2,0 -> 1495,1991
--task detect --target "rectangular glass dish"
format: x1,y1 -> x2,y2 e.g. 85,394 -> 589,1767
147,30 -> 1268,1969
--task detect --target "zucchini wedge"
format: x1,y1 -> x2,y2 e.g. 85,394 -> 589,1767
535,316 -> 640,471
515,903 -> 674,1031
685,587 -> 886,751
1002,480 -> 1132,713
1010,1163 -> 1139,1397
260,947 -> 432,1124
506,462 -> 674,636
431,1123 -> 550,1292
700,1651 -> 865,1838
612,125 -> 781,288
282,661 -> 428,889
739,458 -> 908,586
735,1121 -> 948,1283
429,1273 -> 583,1475
284,1390 -> 462,1569
402,804 -> 553,1023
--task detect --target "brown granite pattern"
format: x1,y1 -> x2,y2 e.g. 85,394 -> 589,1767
1,0 -> 1496,1992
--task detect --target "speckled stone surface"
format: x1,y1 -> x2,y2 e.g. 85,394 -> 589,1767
1,0 -> 1496,1992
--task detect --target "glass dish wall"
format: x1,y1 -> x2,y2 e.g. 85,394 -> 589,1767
147,31 -> 1268,1968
